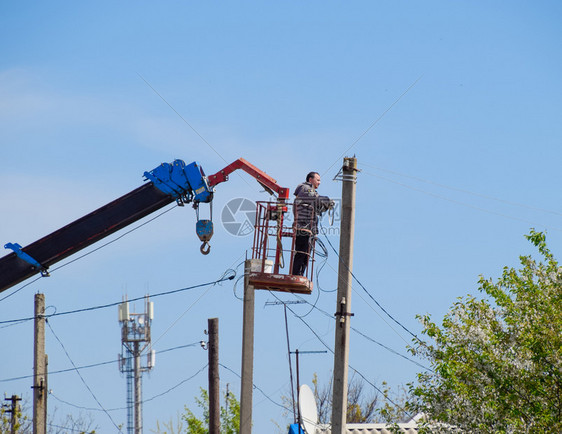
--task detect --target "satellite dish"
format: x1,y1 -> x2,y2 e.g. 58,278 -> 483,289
298,384 -> 318,434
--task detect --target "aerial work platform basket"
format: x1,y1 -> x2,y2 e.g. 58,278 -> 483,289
247,201 -> 315,294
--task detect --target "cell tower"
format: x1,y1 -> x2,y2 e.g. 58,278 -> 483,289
118,296 -> 155,434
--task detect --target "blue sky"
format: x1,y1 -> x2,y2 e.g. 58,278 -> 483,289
2,1 -> 562,432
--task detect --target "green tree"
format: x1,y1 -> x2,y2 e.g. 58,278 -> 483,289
1,398 -> 30,433
377,383 -> 412,425
151,412 -> 184,434
182,388 -> 240,434
409,231 -> 562,433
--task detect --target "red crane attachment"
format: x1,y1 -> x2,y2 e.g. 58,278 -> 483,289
207,158 -> 290,201
209,158 -> 312,294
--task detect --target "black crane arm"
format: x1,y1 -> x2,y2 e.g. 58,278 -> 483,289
0,159 -> 214,294
0,183 -> 172,293
0,157 -> 290,295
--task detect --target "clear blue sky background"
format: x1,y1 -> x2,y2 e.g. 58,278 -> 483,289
2,1 -> 562,432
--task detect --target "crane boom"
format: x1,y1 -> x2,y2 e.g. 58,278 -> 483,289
0,158 -> 288,294
0,183 -> 172,293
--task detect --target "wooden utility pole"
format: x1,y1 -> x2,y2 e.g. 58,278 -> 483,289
331,157 -> 358,434
4,395 -> 22,434
208,318 -> 220,434
33,293 -> 47,434
240,259 -> 255,434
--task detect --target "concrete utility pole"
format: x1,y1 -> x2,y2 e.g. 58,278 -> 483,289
208,318 -> 220,434
240,259 -> 255,434
33,293 -> 47,434
4,395 -> 22,434
331,157 -> 358,434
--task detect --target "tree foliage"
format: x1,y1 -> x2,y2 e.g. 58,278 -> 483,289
1,399 -> 30,433
182,388 -> 240,434
410,231 -> 562,433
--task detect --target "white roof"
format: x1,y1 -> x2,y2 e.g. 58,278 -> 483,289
315,422 -> 419,433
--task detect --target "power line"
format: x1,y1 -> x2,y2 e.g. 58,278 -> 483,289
0,275 -> 43,302
47,422 -> 98,433
137,73 -> 228,166
137,73 -> 257,193
307,245 -> 414,347
280,302 -> 409,416
320,228 -> 421,342
46,320 -> 123,432
322,75 -> 423,177
360,162 -> 562,218
0,204 -> 178,303
142,364 -> 208,404
362,170 -> 562,232
0,342 -> 201,383
286,293 -> 431,372
218,363 -> 289,412
351,327 -> 431,372
50,205 -> 179,274
49,363 -> 209,413
150,270 -> 236,348
0,272 -> 236,325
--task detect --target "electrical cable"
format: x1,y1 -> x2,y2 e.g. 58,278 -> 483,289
283,304 -> 298,424
232,275 -> 245,301
46,320 -> 123,432
350,327 -> 431,372
218,363 -> 290,412
0,276 -> 43,302
360,162 -> 562,218
289,293 -> 432,372
50,392 -> 120,413
295,284 -> 321,318
0,318 -> 31,329
49,204 -> 179,274
219,364 -> 322,430
0,204 -> 178,303
318,225 -> 418,347
142,363 -> 208,404
320,225 -> 421,342
0,342 -> 201,383
313,237 -> 336,294
137,73 -> 259,194
308,238 -> 413,347
47,422 -> 98,433
361,170 -> 562,232
280,302 -> 411,416
321,74 -> 423,177
0,273 -> 235,325
49,363 -> 208,412
229,259 -> 246,301
151,276 -> 222,347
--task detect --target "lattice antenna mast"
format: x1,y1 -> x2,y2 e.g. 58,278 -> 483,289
118,296 -> 155,434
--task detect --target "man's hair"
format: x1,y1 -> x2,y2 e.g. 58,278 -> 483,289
306,172 -> 319,182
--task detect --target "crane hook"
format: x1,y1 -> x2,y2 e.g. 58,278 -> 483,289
200,241 -> 211,255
